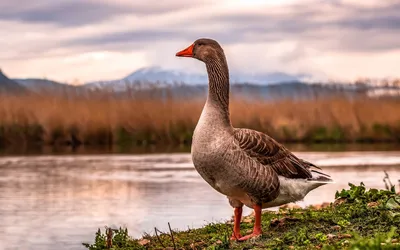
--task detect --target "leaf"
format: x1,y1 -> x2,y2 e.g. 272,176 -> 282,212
385,197 -> 400,209
388,211 -> 400,218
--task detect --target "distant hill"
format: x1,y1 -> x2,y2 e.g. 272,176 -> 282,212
0,69 -> 26,93
3,66 -> 399,99
84,66 -> 308,91
13,78 -> 80,94
108,81 -> 363,101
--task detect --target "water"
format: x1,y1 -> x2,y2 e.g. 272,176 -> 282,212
0,151 -> 399,250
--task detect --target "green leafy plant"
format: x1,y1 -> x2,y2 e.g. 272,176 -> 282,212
335,182 -> 397,206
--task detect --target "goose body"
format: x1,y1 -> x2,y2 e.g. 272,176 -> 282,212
176,38 -> 333,241
192,119 -> 329,209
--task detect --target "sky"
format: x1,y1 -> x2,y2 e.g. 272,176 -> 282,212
1,0 -> 400,84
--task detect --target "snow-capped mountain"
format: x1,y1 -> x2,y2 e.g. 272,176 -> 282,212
84,66 -> 308,91
85,67 -> 206,91
124,67 -> 208,84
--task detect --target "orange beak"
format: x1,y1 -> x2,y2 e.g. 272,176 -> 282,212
176,44 -> 194,57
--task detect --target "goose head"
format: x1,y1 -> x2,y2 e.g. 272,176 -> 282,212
175,38 -> 224,63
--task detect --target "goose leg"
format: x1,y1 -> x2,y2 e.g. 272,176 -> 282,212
238,204 -> 262,241
230,206 -> 243,240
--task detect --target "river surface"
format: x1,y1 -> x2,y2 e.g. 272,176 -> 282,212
0,150 -> 399,250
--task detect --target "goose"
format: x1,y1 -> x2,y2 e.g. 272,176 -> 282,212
176,38 -> 333,241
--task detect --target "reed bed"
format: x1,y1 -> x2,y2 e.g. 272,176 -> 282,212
0,91 -> 399,147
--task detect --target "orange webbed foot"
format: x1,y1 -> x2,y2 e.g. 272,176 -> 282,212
230,233 -> 243,241
237,204 -> 263,241
237,231 -> 262,241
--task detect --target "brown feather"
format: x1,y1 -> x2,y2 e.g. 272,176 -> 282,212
234,128 -> 313,179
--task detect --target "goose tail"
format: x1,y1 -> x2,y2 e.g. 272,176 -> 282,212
301,160 -> 334,184
307,169 -> 335,184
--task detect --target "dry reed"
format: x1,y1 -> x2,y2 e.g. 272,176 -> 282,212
0,91 -> 399,147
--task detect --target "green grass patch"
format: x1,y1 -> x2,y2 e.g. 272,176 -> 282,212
83,183 -> 400,249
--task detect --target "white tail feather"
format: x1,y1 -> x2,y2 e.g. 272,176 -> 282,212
308,169 -> 334,184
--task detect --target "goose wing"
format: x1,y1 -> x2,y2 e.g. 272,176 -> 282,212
233,128 -> 313,179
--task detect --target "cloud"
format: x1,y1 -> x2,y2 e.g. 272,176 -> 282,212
0,0 -> 211,27
64,30 -> 184,48
57,1 -> 400,53
204,2 -> 400,52
1,0 -> 400,82
0,1 -> 130,27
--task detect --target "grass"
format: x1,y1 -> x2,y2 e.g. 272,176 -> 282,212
0,91 -> 400,147
83,183 -> 400,249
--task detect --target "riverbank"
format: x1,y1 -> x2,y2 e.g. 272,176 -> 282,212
0,94 -> 399,147
84,183 -> 400,249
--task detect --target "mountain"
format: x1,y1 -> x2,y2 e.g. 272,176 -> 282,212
13,78 -> 79,94
0,69 -> 26,93
108,81 -> 366,101
85,67 -> 207,91
124,67 -> 208,84
230,72 -> 308,84
84,66 -> 308,91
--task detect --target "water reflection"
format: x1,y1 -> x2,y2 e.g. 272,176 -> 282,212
0,152 -> 399,250
1,143 -> 400,157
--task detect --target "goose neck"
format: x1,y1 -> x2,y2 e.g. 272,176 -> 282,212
205,58 -> 231,127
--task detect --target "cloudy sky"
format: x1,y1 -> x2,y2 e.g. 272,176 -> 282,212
1,0 -> 399,83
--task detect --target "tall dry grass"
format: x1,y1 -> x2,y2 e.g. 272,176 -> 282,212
0,91 -> 399,147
